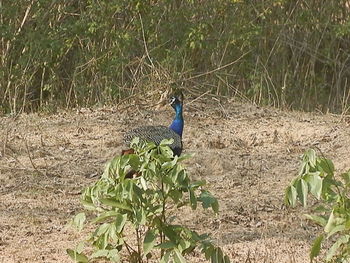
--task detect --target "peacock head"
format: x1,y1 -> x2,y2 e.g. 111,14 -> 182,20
169,96 -> 180,108
169,91 -> 184,111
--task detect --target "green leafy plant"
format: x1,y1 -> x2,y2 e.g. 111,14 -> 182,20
3,1 -> 350,113
68,138 -> 230,263
285,149 -> 350,262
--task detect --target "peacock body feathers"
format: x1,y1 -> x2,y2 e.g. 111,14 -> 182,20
123,125 -> 182,156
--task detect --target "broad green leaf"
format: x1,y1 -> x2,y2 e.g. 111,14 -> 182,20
108,249 -> 120,262
66,249 -> 89,263
284,185 -> 297,207
340,171 -> 350,185
296,178 -> 308,207
298,162 -> 307,176
310,234 -> 323,261
160,146 -> 174,158
162,156 -> 178,169
304,214 -> 327,226
157,241 -> 176,249
91,249 -> 109,258
189,189 -> 197,210
324,210 -> 335,233
162,226 -> 178,243
217,247 -> 224,263
211,247 -> 224,263
178,153 -> 195,162
143,229 -> 157,255
148,161 -> 156,174
202,243 -> 215,260
94,223 -> 110,236
124,180 -> 134,200
135,208 -> 146,225
169,190 -> 183,202
81,198 -> 96,211
182,245 -> 196,255
326,235 -> 350,261
145,142 -> 157,152
130,137 -> 140,146
92,211 -> 119,223
304,173 -> 322,199
178,239 -> 191,253
306,149 -> 317,167
140,176 -> 148,190
115,213 -> 128,233
119,155 -> 130,170
76,242 -> 85,254
100,199 -> 132,211
300,178 -> 308,206
167,168 -> 180,184
94,230 -> 109,249
128,154 -> 140,170
211,199 -> 219,214
160,251 -> 172,263
327,224 -> 346,239
321,175 -> 339,201
107,223 -> 119,244
174,248 -> 187,263
103,157 -> 119,178
318,158 -> 334,175
132,184 -> 144,202
72,212 -> 86,231
199,191 -> 219,211
190,180 -> 206,188
313,205 -> 329,213
160,138 -> 174,146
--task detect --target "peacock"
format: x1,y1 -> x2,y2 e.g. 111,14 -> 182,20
122,92 -> 184,157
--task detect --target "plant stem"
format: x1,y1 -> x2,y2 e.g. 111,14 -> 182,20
136,227 -> 143,263
160,178 -> 166,258
124,240 -> 137,256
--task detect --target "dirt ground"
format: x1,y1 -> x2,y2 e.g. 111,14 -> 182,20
1,98 -> 350,263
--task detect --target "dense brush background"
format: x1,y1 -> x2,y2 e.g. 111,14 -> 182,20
1,0 -> 350,113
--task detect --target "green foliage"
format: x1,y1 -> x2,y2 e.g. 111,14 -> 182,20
2,0 -> 350,113
285,149 -> 350,262
68,138 -> 230,262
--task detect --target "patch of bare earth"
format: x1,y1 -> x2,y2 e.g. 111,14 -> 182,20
1,101 -> 350,262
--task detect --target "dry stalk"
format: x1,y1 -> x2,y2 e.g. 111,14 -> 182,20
23,136 -> 42,175
2,128 -> 9,157
180,50 -> 252,83
16,1 -> 33,36
139,13 -> 155,70
186,90 -> 211,106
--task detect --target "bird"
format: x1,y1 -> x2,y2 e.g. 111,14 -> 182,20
122,92 -> 184,157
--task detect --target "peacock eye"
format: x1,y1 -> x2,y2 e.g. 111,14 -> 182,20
169,97 -> 176,104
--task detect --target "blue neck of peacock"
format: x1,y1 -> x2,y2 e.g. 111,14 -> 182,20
169,104 -> 184,137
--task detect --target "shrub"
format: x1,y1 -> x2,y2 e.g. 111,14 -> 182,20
285,149 -> 350,262
68,138 -> 230,262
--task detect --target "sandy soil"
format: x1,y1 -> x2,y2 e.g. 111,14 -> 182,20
1,99 -> 350,263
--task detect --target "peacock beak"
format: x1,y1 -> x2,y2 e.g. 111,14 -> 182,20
169,97 -> 176,105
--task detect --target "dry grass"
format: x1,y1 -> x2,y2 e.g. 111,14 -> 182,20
1,100 -> 350,262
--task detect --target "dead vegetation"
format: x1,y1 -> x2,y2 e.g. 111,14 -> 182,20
1,100 -> 350,262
